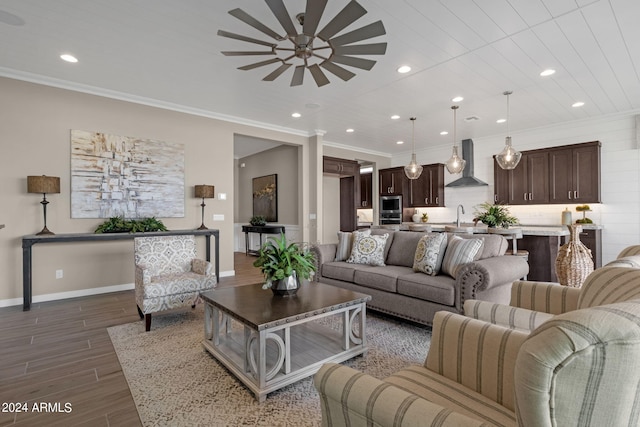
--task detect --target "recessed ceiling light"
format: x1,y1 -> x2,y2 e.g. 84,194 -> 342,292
496,118 -> 507,123
390,115 -> 400,120
451,96 -> 464,102
291,112 -> 301,118
346,128 -> 354,133
396,140 -> 404,145
60,54 -> 78,63
397,65 -> 411,74
572,101 -> 585,108
540,69 -> 556,77
440,131 -> 449,135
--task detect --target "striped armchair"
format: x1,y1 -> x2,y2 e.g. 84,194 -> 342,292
463,246 -> 640,333
315,298 -> 640,426
134,235 -> 217,331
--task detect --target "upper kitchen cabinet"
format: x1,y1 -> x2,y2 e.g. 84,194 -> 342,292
509,151 -> 549,205
407,164 -> 445,207
323,156 -> 359,177
549,141 -> 601,204
360,172 -> 372,208
379,167 -> 406,195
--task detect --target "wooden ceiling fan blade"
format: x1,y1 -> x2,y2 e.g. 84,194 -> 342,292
333,42 -> 387,56
330,55 -> 377,70
228,8 -> 284,40
239,58 -> 282,71
291,66 -> 305,86
320,61 -> 355,81
217,30 -> 276,48
330,21 -> 386,47
222,51 -> 275,56
265,0 -> 297,37
263,63 -> 293,81
303,0 -> 327,37
308,64 -> 330,87
317,1 -> 367,42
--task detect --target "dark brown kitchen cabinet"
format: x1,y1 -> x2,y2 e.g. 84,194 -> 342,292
359,173 -> 372,207
493,159 -> 510,204
408,164 -> 445,207
549,142 -> 601,204
379,167 -> 405,195
509,152 -> 549,205
577,228 -> 602,269
323,156 -> 359,176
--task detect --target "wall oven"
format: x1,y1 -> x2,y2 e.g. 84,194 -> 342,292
379,195 -> 402,224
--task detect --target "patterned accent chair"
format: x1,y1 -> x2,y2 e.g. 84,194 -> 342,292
315,297 -> 640,426
134,235 -> 217,331
463,246 -> 640,332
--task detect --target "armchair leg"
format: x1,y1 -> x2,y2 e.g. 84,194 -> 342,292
145,313 -> 152,332
137,305 -> 144,319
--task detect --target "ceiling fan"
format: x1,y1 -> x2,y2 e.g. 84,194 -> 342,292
217,0 -> 387,87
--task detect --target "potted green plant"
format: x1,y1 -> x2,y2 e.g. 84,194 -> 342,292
473,202 -> 518,228
253,233 -> 316,296
249,215 -> 267,226
94,216 -> 167,233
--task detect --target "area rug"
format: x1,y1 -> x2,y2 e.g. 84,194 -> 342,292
108,308 -> 431,427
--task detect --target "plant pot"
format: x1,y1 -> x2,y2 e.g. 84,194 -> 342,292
270,271 -> 300,296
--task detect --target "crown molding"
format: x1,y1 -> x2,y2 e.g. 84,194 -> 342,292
322,140 -> 392,158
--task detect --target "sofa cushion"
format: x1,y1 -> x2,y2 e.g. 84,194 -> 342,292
321,261 -> 372,283
605,255 -> 640,268
442,236 -> 484,278
354,265 -> 413,293
370,228 -> 395,260
397,272 -> 456,306
346,232 -> 389,266
335,230 -> 369,261
386,231 -> 429,267
413,233 -> 448,275
447,233 -> 507,259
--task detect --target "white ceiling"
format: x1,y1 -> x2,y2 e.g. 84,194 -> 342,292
1,0 -> 639,156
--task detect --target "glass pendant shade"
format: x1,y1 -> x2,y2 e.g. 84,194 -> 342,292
404,117 -> 423,179
404,153 -> 423,179
446,145 -> 466,174
495,91 -> 522,170
445,105 -> 466,174
495,136 -> 522,170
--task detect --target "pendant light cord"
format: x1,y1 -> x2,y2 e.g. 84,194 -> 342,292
504,90 -> 512,140
410,117 -> 416,153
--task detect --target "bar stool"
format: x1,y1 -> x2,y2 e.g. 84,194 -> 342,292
488,228 -> 528,280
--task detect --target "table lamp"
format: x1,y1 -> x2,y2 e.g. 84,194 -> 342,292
27,175 -> 61,235
194,185 -> 215,230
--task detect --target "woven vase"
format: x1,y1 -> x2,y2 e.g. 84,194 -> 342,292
555,224 -> 594,288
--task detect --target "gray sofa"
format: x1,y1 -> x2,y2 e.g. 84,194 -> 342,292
311,229 -> 529,326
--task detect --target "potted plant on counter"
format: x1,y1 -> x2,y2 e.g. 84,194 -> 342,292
473,202 -> 518,228
253,233 -> 316,296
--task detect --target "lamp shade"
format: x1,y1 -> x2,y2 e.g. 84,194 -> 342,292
27,176 -> 60,194
194,185 -> 215,198
495,137 -> 522,170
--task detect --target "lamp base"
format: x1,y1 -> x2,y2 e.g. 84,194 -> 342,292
197,223 -> 209,230
36,226 -> 55,235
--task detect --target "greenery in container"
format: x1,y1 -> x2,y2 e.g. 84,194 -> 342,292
253,233 -> 316,289
94,216 -> 168,233
249,215 -> 267,226
473,202 -> 518,228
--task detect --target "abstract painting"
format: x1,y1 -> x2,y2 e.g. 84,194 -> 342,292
70,130 -> 184,218
252,174 -> 277,222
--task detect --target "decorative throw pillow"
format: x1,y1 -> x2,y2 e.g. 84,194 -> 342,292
335,230 -> 370,261
413,233 -> 448,275
346,232 -> 389,266
441,235 -> 484,279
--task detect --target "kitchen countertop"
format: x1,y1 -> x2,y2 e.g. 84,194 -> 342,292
394,222 -> 603,236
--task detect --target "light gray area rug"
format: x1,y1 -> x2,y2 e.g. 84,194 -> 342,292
108,307 -> 431,427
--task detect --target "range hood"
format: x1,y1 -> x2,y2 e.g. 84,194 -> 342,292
446,139 -> 489,187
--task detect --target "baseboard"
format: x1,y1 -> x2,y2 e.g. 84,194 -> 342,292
0,269 -> 236,308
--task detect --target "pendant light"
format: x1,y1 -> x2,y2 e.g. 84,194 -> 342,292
495,90 -> 522,170
445,105 -> 466,174
404,117 -> 423,180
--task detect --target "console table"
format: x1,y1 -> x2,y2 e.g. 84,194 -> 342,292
242,225 -> 285,256
22,229 -> 219,311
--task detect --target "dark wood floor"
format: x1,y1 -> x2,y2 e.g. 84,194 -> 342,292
0,253 -> 263,426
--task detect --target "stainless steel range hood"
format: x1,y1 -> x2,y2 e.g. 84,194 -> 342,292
446,139 -> 489,187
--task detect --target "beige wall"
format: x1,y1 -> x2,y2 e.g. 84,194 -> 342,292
0,77 -> 309,305
236,144 -> 299,225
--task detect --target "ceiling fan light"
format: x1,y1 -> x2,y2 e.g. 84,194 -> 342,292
446,146 -> 466,174
495,136 -> 522,170
404,154 -> 423,180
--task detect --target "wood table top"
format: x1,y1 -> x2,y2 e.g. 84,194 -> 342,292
200,282 -> 371,330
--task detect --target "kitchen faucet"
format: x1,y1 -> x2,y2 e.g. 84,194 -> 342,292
456,204 -> 465,227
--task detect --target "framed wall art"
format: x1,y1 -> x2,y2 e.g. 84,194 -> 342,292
70,129 -> 185,219
252,174 -> 277,222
